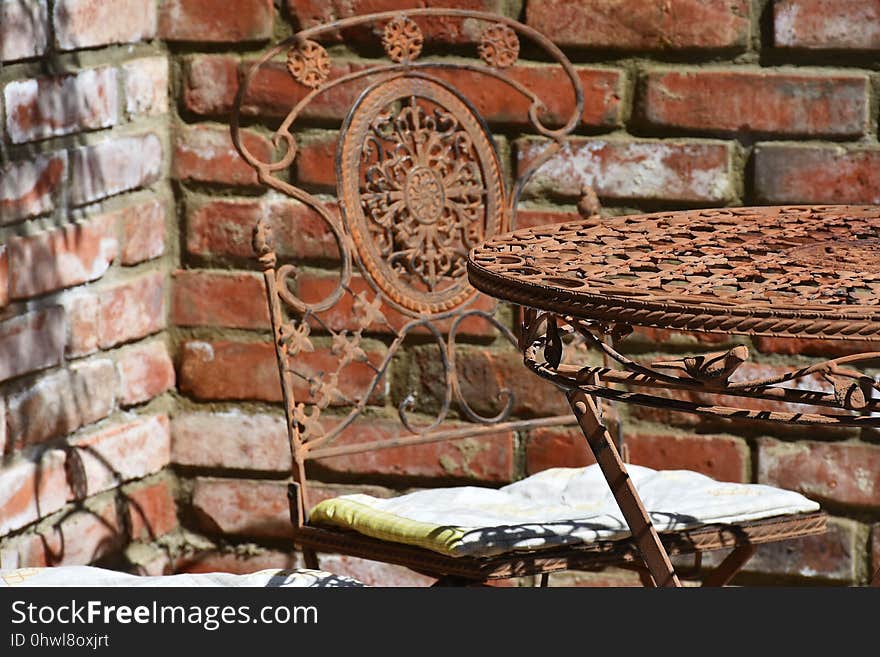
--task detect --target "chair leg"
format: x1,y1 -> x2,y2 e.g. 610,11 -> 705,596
539,573 -> 550,587
702,544 -> 756,587
567,388 -> 681,588
302,547 -> 320,570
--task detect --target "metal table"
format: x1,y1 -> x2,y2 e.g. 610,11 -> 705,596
468,204 -> 880,587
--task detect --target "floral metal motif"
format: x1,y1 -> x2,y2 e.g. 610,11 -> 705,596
339,76 -> 504,315
382,15 -> 423,62
478,23 -> 519,68
287,40 -> 330,88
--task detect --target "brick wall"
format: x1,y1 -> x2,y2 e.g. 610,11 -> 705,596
2,0 -> 879,586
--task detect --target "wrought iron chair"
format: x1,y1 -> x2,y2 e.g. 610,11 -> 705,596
232,9 -> 826,586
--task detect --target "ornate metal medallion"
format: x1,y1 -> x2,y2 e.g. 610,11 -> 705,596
382,15 -> 423,62
287,40 -> 330,88
338,75 -> 504,315
478,23 -> 519,68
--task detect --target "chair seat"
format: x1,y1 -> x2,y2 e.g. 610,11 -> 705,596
309,465 -> 820,559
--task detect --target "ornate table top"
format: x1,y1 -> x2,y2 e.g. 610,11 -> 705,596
468,205 -> 880,340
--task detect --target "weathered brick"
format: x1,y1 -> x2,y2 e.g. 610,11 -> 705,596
4,67 -> 118,143
70,414 -> 171,496
640,69 -> 868,137
526,426 -> 749,482
62,290 -> 99,357
314,419 -> 515,482
38,504 -> 123,566
758,438 -> 880,508
159,0 -> 273,42
753,144 -> 880,205
411,345 -> 571,418
316,554 -> 434,587
0,152 -> 67,224
171,411 -> 290,471
70,133 -> 163,206
288,0 -> 506,45
0,307 -> 65,383
774,0 -> 880,51
514,207 -> 579,230
182,55 -> 239,116
126,478 -> 177,540
741,517 -> 861,583
178,340 -> 383,404
191,478 -> 291,539
6,359 -> 116,448
53,0 -> 157,50
752,336 -> 880,359
122,56 -> 169,118
186,196 -> 342,261
172,269 -> 269,330
8,213 -> 117,299
0,449 -> 68,536
97,271 -> 166,349
0,246 -> 8,308
0,398 -> 6,454
293,134 -> 337,189
173,124 -> 271,186
526,0 -> 751,51
517,138 -> 735,203
120,200 -> 166,265
114,340 -> 175,407
0,0 -> 48,62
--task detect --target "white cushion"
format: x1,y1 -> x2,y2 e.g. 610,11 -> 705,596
310,464 -> 820,557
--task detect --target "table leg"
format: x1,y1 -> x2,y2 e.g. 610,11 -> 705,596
566,388 -> 681,588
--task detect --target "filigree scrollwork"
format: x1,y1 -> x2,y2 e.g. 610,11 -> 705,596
382,15 -> 423,62
478,23 -> 519,68
287,40 -> 330,88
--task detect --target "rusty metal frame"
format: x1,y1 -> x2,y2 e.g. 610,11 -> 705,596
236,9 -> 831,587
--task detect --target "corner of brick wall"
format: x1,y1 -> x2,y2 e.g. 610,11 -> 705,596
3,0 -> 879,586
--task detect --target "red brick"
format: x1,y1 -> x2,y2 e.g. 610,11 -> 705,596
314,419 -> 515,482
1,0 -> 48,62
317,554 -> 434,587
122,56 -> 169,117
177,340 -> 383,404
514,208 -> 579,231
294,134 -> 337,189
8,213 -> 118,299
412,345 -> 571,418
0,449 -> 68,535
6,358 -> 116,448
4,66 -> 118,143
120,200 -> 166,265
70,133 -> 163,206
182,55 -> 239,116
287,0 -> 506,45
526,426 -> 749,482
741,517 -> 860,583
0,307 -> 65,383
186,196 -> 342,261
753,144 -> 880,205
0,397 -> 6,454
775,0 -> 880,51
191,478 -> 292,539
70,414 -> 171,496
126,478 -> 178,539
526,0 -> 751,51
38,504 -> 123,566
752,336 -> 880,359
517,138 -> 735,203
53,0 -> 156,50
159,0 -> 273,42
294,270 -> 498,338
173,124 -> 270,186
0,151 -> 67,224
641,69 -> 868,137
115,340 -> 175,407
97,271 -> 166,349
62,290 -> 99,357
758,438 -> 880,508
171,411 -> 290,471
172,269 -> 269,329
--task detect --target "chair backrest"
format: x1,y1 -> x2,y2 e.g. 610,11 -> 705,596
232,9 -> 586,521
